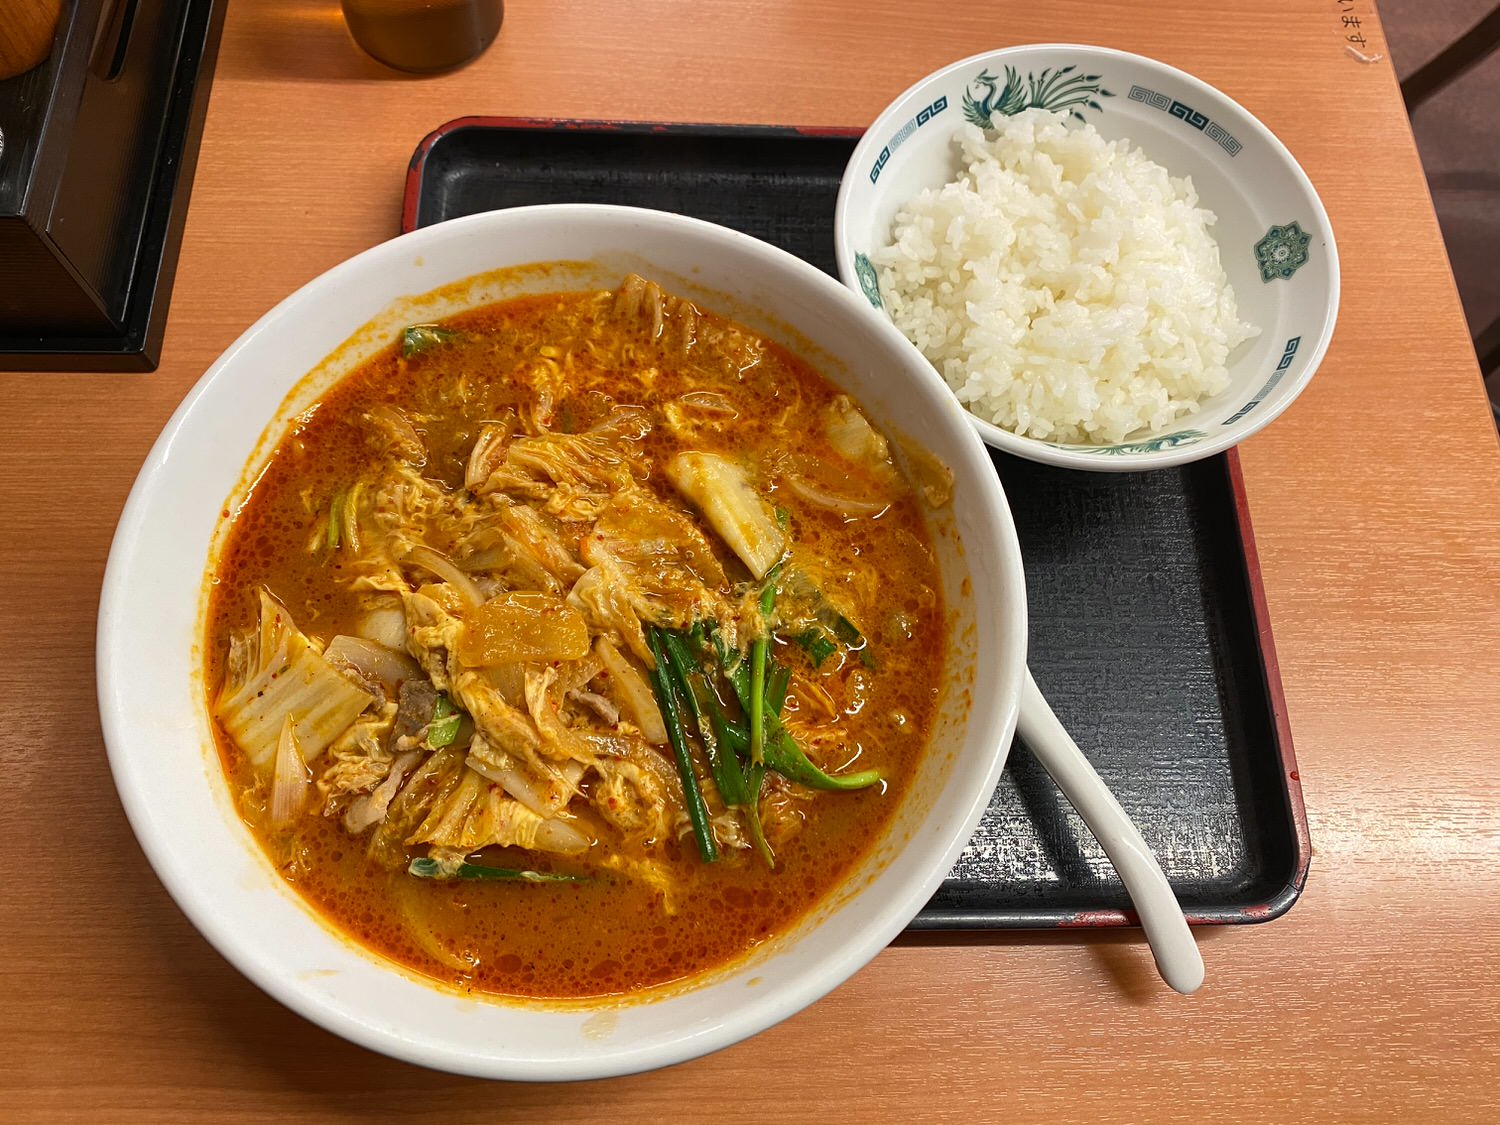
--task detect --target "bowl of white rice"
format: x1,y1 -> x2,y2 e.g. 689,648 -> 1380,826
835,45 -> 1339,469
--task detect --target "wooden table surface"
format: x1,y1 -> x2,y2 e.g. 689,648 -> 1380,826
4,1 -> 1498,1120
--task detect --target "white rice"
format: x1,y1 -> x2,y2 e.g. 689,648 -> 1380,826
872,110 -> 1257,444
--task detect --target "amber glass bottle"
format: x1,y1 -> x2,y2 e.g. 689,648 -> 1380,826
0,0 -> 62,81
341,0 -> 504,74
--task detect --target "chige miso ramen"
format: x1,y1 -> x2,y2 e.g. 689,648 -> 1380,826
206,275 -> 951,998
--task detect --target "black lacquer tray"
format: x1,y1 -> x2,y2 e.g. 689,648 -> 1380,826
402,119 -> 1311,928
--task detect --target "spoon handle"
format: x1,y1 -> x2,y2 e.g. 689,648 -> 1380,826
1018,669 -> 1205,995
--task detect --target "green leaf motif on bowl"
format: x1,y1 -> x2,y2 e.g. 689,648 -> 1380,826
1254,222 -> 1311,282
962,65 -> 1114,127
1058,429 -> 1206,455
854,252 -> 883,309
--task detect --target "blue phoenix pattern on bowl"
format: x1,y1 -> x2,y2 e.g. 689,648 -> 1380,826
962,65 -> 1114,126
1058,429 -> 1207,455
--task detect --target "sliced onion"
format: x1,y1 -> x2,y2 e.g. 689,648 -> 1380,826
596,637 -> 667,745
366,405 -> 426,463
326,635 -> 420,692
523,665 -> 595,762
270,715 -> 311,825
483,663 -> 527,708
534,815 -> 591,854
467,749 -> 585,818
632,743 -> 685,798
577,731 -> 636,758
391,876 -> 477,973
781,458 -> 890,516
678,391 -> 738,416
342,749 -> 424,834
354,599 -> 408,650
465,421 -> 513,491
406,544 -> 485,608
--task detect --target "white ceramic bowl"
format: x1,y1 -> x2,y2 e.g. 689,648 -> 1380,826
835,44 -> 1340,470
97,205 -> 1028,1080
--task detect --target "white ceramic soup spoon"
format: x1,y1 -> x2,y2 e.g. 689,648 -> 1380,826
1019,670 -> 1206,995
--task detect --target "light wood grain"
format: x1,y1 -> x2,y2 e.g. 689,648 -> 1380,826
3,1 -> 1498,1120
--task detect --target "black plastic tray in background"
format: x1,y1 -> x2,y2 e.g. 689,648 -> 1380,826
403,119 -> 1311,928
0,0 -> 225,371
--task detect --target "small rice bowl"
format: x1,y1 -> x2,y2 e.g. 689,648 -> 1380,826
873,109 -> 1258,444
